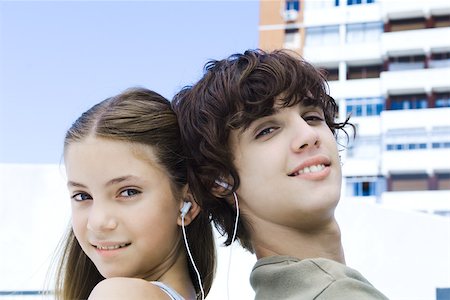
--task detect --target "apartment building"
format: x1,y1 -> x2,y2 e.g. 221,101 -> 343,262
259,0 -> 450,218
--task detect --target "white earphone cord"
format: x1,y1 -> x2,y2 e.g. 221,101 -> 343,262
181,215 -> 205,300
227,191 -> 240,300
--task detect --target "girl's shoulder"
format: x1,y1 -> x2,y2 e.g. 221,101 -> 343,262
88,277 -> 171,300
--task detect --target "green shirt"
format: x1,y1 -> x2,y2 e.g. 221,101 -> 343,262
250,256 -> 389,300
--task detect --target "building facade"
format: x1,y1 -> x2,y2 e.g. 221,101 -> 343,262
259,0 -> 450,218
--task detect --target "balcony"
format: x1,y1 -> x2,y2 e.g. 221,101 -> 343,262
381,190 -> 450,214
303,2 -> 381,27
329,78 -> 381,99
381,108 -> 450,175
380,67 -> 450,95
388,62 -> 425,71
381,0 -> 450,20
304,42 -> 382,66
381,27 -> 450,56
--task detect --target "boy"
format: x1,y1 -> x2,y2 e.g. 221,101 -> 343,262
173,49 -> 388,299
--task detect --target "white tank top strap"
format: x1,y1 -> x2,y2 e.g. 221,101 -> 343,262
150,281 -> 185,300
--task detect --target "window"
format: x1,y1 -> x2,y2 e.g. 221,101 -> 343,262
386,143 -> 427,151
389,17 -> 427,32
284,28 -> 300,49
389,94 -> 428,110
388,55 -> 426,71
434,211 -> 450,217
305,25 -> 339,46
437,174 -> 450,190
432,142 -> 450,149
346,135 -> 381,158
431,52 -> 450,60
390,174 -> 428,191
434,14 -> 450,28
356,181 -> 372,196
384,127 -> 428,151
346,176 -> 385,197
346,97 -> 384,116
346,22 -> 382,43
347,64 -> 382,79
320,67 -> 339,81
286,0 -> 300,11
284,1 -> 300,22
304,0 -> 335,10
435,92 -> 450,108
430,52 -> 450,69
347,0 -> 375,5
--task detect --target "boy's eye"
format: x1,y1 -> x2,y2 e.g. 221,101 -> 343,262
303,114 -> 324,124
72,192 -> 92,202
255,127 -> 278,139
119,189 -> 141,197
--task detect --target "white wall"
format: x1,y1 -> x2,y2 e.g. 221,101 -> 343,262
0,164 -> 70,294
337,198 -> 450,300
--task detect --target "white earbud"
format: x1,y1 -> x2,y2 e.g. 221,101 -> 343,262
180,201 -> 192,217
215,179 -> 232,190
180,200 -> 205,300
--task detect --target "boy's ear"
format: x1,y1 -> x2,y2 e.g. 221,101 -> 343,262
177,189 -> 201,226
211,178 -> 233,198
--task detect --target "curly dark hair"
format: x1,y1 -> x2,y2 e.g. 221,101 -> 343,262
173,49 -> 351,252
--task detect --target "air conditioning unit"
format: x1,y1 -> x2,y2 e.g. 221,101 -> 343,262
283,9 -> 298,22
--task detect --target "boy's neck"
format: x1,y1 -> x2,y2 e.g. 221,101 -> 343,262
252,217 -> 346,264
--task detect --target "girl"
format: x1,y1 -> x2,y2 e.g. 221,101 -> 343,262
54,88 -> 215,299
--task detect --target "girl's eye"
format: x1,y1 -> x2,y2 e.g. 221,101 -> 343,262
119,189 -> 141,197
72,192 -> 92,202
255,127 -> 278,139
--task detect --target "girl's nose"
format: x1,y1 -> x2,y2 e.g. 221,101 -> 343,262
86,200 -> 118,233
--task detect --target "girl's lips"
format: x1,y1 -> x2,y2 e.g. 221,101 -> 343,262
93,242 -> 131,258
93,242 -> 131,250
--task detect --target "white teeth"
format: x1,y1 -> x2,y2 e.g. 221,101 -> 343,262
96,243 -> 129,250
291,164 -> 325,176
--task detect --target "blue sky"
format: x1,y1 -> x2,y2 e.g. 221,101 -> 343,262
0,0 -> 259,164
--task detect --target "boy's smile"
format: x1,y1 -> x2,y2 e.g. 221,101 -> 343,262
287,155 -> 331,179
230,104 -> 341,230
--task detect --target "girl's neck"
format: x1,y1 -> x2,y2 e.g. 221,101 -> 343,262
154,250 -> 197,300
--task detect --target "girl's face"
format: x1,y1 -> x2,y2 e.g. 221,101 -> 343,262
65,136 -> 183,280
230,103 -> 342,230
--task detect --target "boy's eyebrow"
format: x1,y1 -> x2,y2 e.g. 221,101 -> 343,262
238,110 -> 281,136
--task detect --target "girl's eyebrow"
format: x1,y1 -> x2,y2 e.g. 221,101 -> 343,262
67,175 -> 140,188
67,181 -> 86,188
104,175 -> 139,187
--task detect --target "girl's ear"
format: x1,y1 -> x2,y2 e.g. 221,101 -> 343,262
177,189 -> 201,226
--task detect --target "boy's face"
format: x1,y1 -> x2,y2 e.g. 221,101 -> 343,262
230,103 -> 342,231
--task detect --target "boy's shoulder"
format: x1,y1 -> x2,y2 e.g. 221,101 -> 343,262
250,256 -> 389,300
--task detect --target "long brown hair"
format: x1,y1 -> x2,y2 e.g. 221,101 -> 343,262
54,88 -> 215,299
